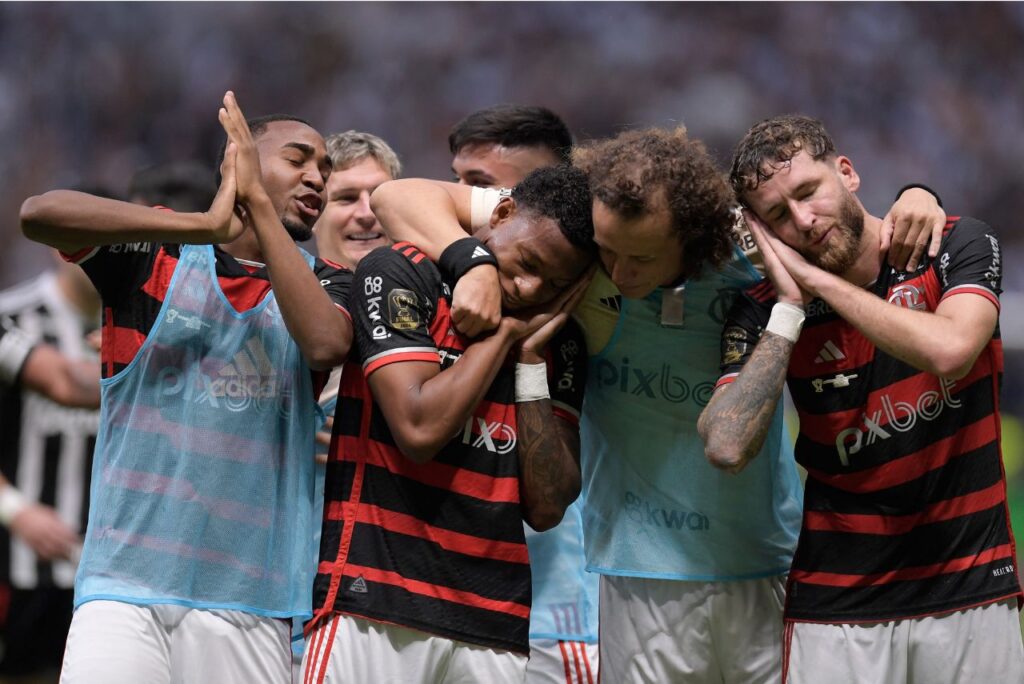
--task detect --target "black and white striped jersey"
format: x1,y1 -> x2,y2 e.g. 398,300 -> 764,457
0,272 -> 99,589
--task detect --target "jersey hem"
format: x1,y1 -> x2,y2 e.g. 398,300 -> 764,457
584,563 -> 791,582
73,593 -> 312,620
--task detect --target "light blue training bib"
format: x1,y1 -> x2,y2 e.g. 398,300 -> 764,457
77,244 -> 320,618
580,248 -> 802,580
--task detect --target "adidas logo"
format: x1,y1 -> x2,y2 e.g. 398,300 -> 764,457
196,337 -> 280,410
471,246 -> 490,259
814,340 -> 846,364
600,295 -> 622,312
348,575 -> 368,594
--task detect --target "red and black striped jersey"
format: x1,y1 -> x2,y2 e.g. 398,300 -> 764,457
718,217 -> 1020,623
312,242 -> 586,655
64,241 -> 351,380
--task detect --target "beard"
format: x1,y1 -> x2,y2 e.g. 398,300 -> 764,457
803,190 -> 864,274
282,216 -> 314,243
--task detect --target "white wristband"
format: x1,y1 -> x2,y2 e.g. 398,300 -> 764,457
515,362 -> 550,403
765,302 -> 805,343
0,484 -> 28,527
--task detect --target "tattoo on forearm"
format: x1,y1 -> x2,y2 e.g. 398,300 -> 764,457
516,399 -> 579,525
701,332 -> 793,464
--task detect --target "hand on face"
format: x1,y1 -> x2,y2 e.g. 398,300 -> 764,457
745,210 -> 814,304
503,265 -> 594,353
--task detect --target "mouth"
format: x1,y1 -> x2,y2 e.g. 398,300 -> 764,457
345,231 -> 385,242
811,227 -> 833,247
294,194 -> 323,220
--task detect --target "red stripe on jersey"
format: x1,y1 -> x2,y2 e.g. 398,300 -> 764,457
796,367 -> 995,447
324,502 -> 529,564
805,416 -> 997,493
217,275 -> 273,313
340,439 -> 522,503
748,280 -> 776,303
940,285 -> 1000,310
790,543 -> 1015,587
140,249 -> 179,303
103,324 -> 147,369
338,563 -> 531,619
364,350 -> 440,376
411,252 -> 427,264
803,481 -> 1007,535
392,241 -> 414,252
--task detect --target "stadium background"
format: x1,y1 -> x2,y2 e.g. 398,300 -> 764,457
1,2 -> 1021,627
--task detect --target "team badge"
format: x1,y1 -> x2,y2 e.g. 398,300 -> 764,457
387,289 -> 421,330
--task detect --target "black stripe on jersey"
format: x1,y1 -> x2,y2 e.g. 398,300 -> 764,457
353,464 -> 526,544
795,503 -> 1012,575
787,561 -> 1020,623
803,442 -> 1004,516
793,376 -> 998,474
343,522 -> 529,601
326,578 -> 529,655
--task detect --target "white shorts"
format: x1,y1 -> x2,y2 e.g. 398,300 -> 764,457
526,638 -> 598,684
785,598 -> 1024,684
599,573 -> 786,684
302,612 -> 527,684
60,600 -> 291,684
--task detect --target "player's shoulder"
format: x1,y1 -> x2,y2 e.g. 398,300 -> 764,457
940,216 -> 997,249
741,276 -> 777,306
357,242 -> 443,292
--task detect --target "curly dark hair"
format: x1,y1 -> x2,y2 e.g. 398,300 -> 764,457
449,104 -> 573,163
572,127 -> 735,279
511,164 -> 596,255
730,115 -> 836,196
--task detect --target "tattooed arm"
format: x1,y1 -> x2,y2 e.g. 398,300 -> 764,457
697,332 -> 793,475
515,315 -> 588,532
516,398 -> 581,531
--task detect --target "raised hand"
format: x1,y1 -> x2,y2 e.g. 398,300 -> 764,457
504,268 -> 594,357
218,91 -> 266,208
744,210 -> 807,305
204,140 -> 245,243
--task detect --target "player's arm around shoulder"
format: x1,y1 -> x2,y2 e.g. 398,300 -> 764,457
516,318 -> 587,532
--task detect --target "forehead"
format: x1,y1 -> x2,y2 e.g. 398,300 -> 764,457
453,142 -> 559,176
255,120 -> 327,155
515,215 -> 588,275
327,156 -> 392,192
592,199 -> 676,254
746,151 -> 830,206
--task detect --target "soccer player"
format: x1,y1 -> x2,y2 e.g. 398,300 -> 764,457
302,165 -> 595,683
20,91 -> 351,684
0,258 -> 100,683
448,103 -> 599,683
699,114 -> 1023,683
449,104 -> 571,189
370,125 -> 947,682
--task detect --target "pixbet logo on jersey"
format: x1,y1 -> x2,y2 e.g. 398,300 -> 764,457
461,416 -> 516,454
594,357 -> 715,406
834,378 -> 961,465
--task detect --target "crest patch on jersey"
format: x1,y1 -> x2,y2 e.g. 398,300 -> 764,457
387,289 -> 421,330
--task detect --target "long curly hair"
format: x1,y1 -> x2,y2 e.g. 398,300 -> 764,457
572,127 -> 735,279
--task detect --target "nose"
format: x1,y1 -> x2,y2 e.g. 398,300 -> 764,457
790,202 -> 815,232
514,274 -> 544,303
355,192 -> 377,228
303,164 -> 325,192
607,256 -> 634,290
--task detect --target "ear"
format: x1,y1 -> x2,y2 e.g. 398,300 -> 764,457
489,197 -> 517,229
835,155 -> 860,193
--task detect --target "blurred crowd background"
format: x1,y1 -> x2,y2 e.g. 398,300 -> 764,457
1,2 -> 1022,565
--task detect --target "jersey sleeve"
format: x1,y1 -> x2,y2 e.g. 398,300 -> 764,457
716,281 -> 774,388
935,217 -> 1002,309
314,258 -> 354,318
0,318 -> 35,386
544,318 -> 587,426
64,243 -> 161,307
350,246 -> 442,376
